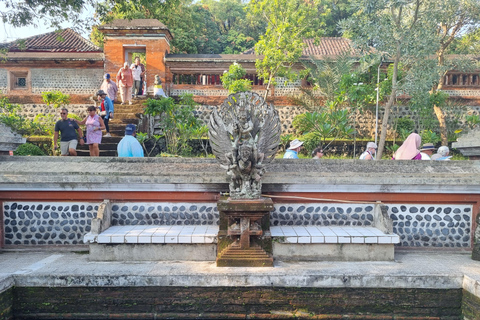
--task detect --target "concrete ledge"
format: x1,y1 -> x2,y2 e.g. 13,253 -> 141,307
89,243 -> 217,261
85,225 -> 219,244
273,243 -> 395,261
270,226 -> 399,244
0,275 -> 14,294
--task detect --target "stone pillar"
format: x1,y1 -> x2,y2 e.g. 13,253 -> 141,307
0,123 -> 26,155
452,128 -> 480,159
472,213 -> 480,261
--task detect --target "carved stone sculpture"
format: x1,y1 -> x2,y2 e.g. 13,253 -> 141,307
209,92 -> 281,199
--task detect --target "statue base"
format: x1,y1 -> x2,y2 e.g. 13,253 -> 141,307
216,197 -> 274,267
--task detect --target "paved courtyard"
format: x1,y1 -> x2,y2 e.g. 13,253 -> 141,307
1,250 -> 479,295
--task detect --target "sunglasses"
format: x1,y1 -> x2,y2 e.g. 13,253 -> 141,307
60,112 -> 67,115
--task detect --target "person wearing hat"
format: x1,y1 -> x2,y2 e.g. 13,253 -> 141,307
359,142 -> 377,160
96,89 -> 114,137
283,139 -> 304,159
100,73 -> 118,104
419,143 -> 436,160
117,124 -> 144,157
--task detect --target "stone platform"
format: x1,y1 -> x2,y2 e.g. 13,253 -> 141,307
0,251 -> 480,319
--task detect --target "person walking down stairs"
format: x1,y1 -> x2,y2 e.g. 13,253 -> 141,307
96,90 -> 114,137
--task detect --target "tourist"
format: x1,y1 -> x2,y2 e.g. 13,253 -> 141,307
283,139 -> 303,159
359,142 -> 377,160
132,57 -> 145,96
312,147 -> 324,159
419,143 -> 436,160
393,133 -> 422,160
100,73 -> 118,105
96,90 -> 114,137
117,124 -> 144,157
116,62 -> 133,105
75,106 -> 105,157
53,108 -> 84,156
431,146 -> 452,161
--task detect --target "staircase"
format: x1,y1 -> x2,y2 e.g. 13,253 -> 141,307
77,97 -> 146,157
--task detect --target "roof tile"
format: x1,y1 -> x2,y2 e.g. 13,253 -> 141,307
1,28 -> 101,53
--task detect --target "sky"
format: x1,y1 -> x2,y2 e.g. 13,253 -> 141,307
0,4 -> 95,43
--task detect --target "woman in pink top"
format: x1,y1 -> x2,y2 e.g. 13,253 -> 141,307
76,106 -> 105,156
116,62 -> 133,105
393,133 -> 422,160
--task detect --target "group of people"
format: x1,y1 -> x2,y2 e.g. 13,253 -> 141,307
115,57 -> 146,105
53,62 -> 146,158
283,133 -> 452,161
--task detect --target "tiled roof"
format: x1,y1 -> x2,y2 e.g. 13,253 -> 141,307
1,28 -> 101,53
243,37 -> 355,57
303,37 -> 354,56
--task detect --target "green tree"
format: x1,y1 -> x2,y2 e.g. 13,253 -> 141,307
220,62 -> 252,93
248,0 -> 323,99
341,0 -> 436,159
426,0 -> 480,145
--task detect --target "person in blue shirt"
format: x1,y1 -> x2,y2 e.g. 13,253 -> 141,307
283,139 -> 304,159
117,124 -> 144,157
96,90 -> 114,137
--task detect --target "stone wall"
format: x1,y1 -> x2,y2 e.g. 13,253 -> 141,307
0,69 -> 7,93
30,68 -> 103,94
3,200 -> 472,248
11,286 -> 463,319
17,104 -> 91,119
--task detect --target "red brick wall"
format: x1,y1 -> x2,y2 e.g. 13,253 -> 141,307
103,37 -> 170,94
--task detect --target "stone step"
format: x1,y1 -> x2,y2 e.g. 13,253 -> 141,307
77,149 -> 117,157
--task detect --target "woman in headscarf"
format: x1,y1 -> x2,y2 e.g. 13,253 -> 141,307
393,133 -> 422,160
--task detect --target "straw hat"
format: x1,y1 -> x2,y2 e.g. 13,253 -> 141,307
288,139 -> 304,150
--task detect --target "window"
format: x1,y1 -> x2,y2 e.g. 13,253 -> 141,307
9,71 -> 29,90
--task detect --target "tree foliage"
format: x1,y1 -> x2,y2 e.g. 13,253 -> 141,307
248,0 -> 324,98
220,62 -> 252,93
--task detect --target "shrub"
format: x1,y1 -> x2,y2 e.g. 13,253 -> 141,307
14,143 -> 45,156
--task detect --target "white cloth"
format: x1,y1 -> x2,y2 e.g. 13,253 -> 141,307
359,150 -> 374,160
420,152 -> 431,160
130,64 -> 142,81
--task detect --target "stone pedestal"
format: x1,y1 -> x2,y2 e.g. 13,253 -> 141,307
0,123 -> 26,155
216,198 -> 274,267
452,128 -> 480,159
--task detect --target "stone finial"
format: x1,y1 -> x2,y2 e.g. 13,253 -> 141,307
452,128 -> 480,159
0,122 -> 26,154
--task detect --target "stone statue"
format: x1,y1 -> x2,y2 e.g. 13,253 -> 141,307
208,92 -> 281,199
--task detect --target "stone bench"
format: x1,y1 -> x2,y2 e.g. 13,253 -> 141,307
85,225 -> 218,244
270,226 -> 399,244
84,200 -> 398,261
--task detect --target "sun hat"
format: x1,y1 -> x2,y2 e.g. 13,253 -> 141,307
366,142 -> 377,149
104,73 -> 110,79
288,139 -> 304,150
420,143 -> 436,152
96,89 -> 107,96
125,124 -> 136,135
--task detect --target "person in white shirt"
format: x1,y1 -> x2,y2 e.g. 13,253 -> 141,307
419,143 -> 436,160
130,59 -> 143,98
359,142 -> 377,160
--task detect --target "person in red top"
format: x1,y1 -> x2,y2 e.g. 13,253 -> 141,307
116,62 -> 133,105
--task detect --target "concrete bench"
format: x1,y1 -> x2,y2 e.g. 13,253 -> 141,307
84,225 -> 218,244
84,200 -> 398,261
270,226 -> 399,244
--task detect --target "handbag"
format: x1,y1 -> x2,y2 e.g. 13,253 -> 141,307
100,111 -> 107,116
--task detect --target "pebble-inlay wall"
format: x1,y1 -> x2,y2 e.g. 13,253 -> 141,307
271,203 -> 375,227
2,202 -> 473,248
31,68 -> 103,94
0,69 -> 7,92
387,204 -> 472,248
111,202 -> 219,226
3,202 -> 98,245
